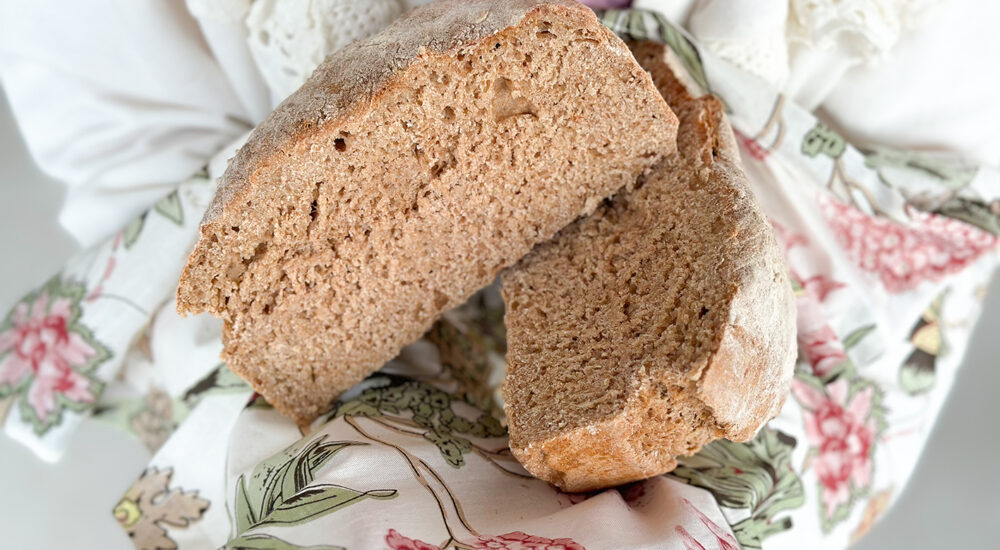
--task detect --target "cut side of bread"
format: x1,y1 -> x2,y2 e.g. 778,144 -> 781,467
500,41 -> 796,492
176,1 -> 677,426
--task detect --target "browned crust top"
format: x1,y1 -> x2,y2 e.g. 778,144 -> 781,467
204,0 -> 589,225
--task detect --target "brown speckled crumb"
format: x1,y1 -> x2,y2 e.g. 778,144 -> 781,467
500,41 -> 796,492
176,1 -> 677,426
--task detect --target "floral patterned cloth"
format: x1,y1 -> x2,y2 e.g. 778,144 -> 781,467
0,177 -> 220,461
2,5 -> 998,550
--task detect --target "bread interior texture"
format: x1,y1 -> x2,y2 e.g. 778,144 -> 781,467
178,7 -> 676,424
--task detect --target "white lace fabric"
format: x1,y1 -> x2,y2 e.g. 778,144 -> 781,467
789,0 -> 943,62
687,0 -> 790,88
682,0 -> 944,109
245,0 -> 408,102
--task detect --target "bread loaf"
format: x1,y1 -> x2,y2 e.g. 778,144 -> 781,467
500,41 -> 796,492
176,1 -> 677,426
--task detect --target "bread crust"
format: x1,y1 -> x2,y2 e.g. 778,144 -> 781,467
503,41 -> 796,492
690,99 -> 796,441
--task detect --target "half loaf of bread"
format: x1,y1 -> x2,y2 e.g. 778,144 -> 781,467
177,0 -> 677,425
500,41 -> 796,492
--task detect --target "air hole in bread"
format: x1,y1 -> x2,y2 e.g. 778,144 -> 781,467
492,77 -> 536,121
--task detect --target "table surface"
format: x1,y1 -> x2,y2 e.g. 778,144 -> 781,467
0,90 -> 997,549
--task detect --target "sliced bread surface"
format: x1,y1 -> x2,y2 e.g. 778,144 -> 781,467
500,41 -> 796,492
176,1 -> 678,425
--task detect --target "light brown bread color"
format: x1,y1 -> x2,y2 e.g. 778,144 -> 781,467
500,41 -> 796,492
176,1 -> 677,426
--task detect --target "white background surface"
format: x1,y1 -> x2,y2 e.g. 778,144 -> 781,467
0,88 -> 997,548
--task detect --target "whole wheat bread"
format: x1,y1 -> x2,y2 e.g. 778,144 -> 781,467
500,41 -> 796,492
176,1 -> 677,426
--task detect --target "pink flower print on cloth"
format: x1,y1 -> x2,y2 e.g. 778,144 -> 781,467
820,196 -> 998,293
0,278 -> 109,433
772,220 -> 850,378
386,529 -> 441,550
468,532 -> 586,550
800,275 -> 846,303
734,129 -> 771,162
674,498 -> 740,550
792,378 -> 877,524
797,295 -> 848,378
386,529 -> 586,550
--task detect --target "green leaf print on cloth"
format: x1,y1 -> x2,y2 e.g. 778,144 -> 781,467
227,533 -> 343,550
862,146 -> 1000,236
900,291 -> 948,395
673,428 -> 805,549
841,325 -> 876,352
802,123 -> 895,220
863,146 -> 977,190
934,196 -> 1000,237
182,363 -> 252,409
122,189 -> 188,249
153,190 -> 185,225
0,276 -> 111,434
332,375 -> 506,468
600,9 -> 712,95
802,123 -> 846,159
228,434 -> 396,549
123,217 -> 146,249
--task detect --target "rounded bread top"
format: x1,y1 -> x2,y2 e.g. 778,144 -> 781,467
204,0 -> 594,225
